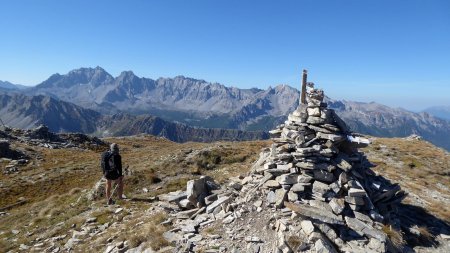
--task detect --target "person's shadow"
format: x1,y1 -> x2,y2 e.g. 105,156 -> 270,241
363,156 -> 450,250
397,203 -> 450,248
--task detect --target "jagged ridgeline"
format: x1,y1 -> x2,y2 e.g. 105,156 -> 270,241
162,71 -> 407,253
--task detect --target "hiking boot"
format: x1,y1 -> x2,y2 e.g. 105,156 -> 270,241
107,199 -> 115,205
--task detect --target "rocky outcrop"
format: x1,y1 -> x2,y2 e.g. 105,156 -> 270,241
0,139 -> 25,160
0,125 -> 107,150
0,125 -> 107,175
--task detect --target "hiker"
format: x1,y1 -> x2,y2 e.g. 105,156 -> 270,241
101,143 -> 124,205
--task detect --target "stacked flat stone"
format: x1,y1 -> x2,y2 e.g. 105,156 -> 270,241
251,84 -> 406,252
159,176 -> 242,249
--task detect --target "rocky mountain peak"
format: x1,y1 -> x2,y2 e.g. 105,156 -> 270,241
273,84 -> 296,93
117,70 -> 136,78
115,71 -> 139,84
36,67 -> 114,89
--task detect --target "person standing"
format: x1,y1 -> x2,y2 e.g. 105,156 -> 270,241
101,143 -> 124,205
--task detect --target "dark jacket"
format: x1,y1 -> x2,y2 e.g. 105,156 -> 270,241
101,151 -> 122,180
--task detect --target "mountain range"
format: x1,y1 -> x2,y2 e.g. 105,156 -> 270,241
327,100 -> 450,150
1,66 -> 450,150
27,67 -> 298,130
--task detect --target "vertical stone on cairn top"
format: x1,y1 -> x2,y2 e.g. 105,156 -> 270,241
271,143 -> 277,158
300,69 -> 308,105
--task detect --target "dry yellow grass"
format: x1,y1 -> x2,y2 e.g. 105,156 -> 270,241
417,226 -> 435,244
382,224 -> 405,250
0,135 -> 267,252
287,235 -> 304,251
0,147 -> 100,207
363,137 -> 450,221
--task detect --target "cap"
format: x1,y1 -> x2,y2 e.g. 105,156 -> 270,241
110,143 -> 119,153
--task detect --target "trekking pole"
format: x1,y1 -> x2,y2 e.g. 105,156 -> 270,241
109,183 -> 120,203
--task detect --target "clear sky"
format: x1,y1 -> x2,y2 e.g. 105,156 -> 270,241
0,0 -> 449,111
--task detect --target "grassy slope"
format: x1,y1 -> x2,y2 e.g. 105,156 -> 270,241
0,135 -> 267,252
0,135 -> 448,252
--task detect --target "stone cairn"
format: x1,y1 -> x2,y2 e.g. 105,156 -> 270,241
159,70 -> 407,253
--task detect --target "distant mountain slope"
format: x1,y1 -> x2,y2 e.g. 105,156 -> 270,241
0,81 -> 26,91
0,92 -> 100,133
327,100 -> 450,151
423,106 -> 450,121
0,92 -> 268,142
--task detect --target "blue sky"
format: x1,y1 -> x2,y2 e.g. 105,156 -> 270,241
0,0 -> 449,111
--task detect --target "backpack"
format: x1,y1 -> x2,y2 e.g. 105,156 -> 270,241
101,151 -> 119,179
